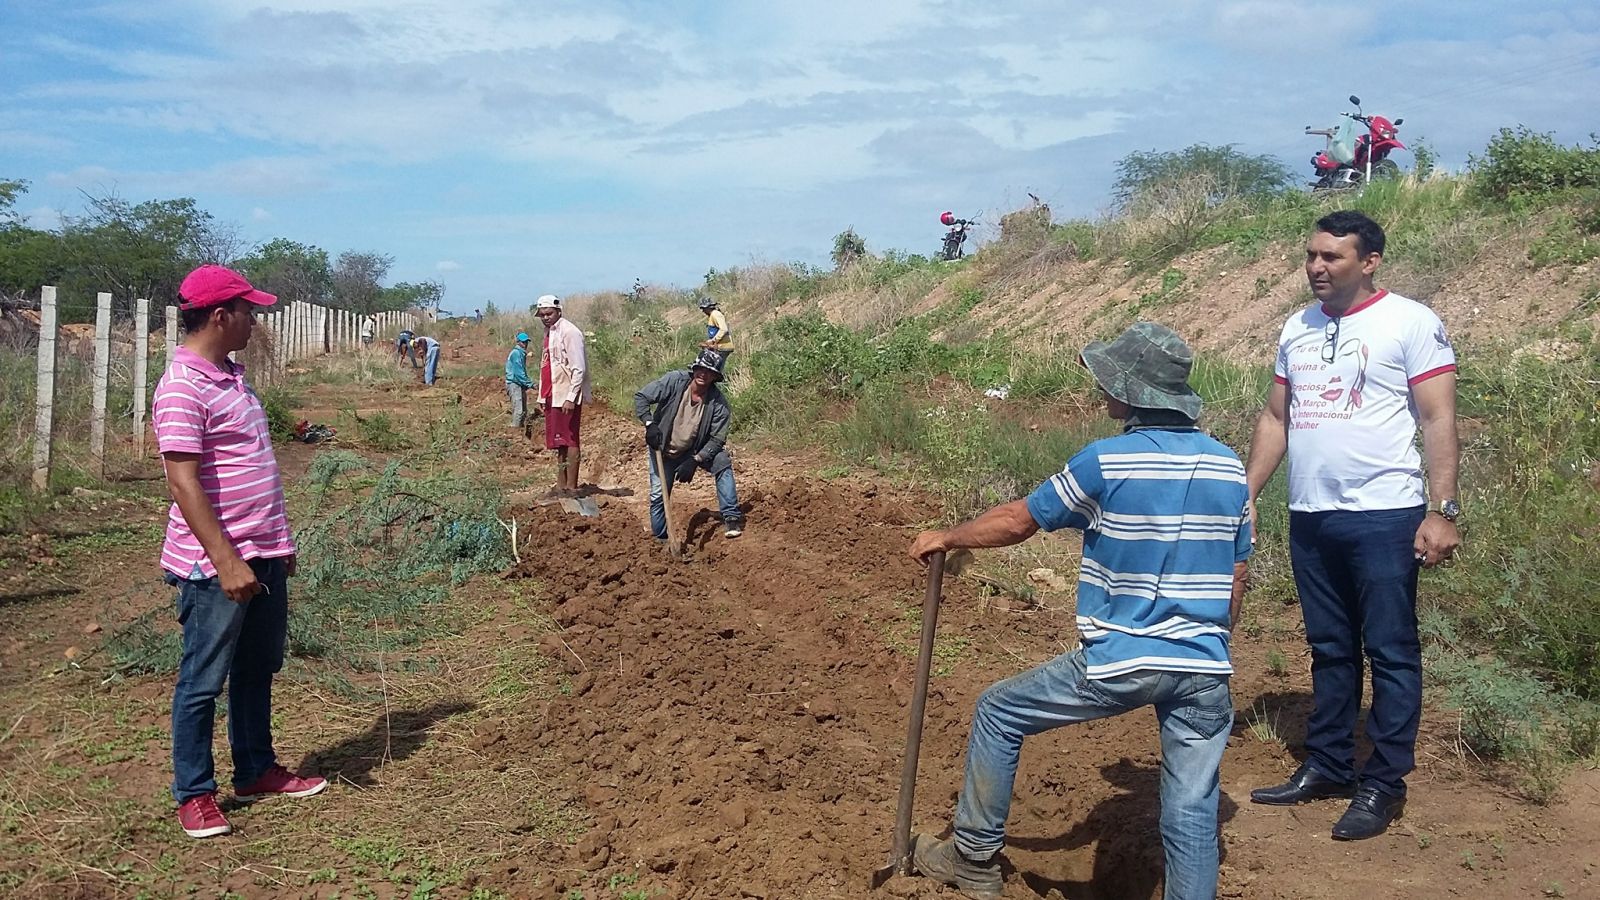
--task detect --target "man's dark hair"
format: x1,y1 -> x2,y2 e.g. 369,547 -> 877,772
179,297 -> 241,333
1315,210 -> 1386,257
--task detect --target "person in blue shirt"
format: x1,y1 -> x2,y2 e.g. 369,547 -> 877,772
395,329 -> 416,367
413,334 -> 441,385
906,322 -> 1252,900
505,331 -> 536,430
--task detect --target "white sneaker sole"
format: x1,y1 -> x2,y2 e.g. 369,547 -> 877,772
183,822 -> 232,839
236,779 -> 328,803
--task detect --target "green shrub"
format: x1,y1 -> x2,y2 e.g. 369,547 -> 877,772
831,228 -> 866,270
1470,127 -> 1600,200
257,385 -> 297,442
1112,144 -> 1294,208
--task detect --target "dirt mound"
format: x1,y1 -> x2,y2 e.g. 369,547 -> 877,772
465,477 -> 1177,899
474,480 -> 927,897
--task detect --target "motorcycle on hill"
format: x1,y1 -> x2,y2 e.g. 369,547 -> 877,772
1305,95 -> 1406,192
938,211 -> 975,260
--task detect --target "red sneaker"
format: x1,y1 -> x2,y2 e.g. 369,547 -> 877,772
177,792 -> 232,839
234,765 -> 328,803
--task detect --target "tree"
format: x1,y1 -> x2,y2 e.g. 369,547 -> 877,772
331,250 -> 393,315
1112,144 -> 1292,209
58,192 -> 232,319
383,280 -> 445,314
0,179 -> 66,303
237,238 -> 333,306
831,227 -> 866,270
0,178 -> 26,227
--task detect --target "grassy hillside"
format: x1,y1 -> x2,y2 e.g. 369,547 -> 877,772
567,131 -> 1600,800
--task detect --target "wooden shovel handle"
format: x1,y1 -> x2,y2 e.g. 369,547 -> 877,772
888,550 -> 946,875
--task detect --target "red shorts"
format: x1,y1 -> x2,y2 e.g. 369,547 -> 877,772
544,403 -> 582,449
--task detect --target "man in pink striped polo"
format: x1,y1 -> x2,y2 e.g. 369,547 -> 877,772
154,265 -> 327,839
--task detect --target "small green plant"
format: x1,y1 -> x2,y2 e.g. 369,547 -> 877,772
1459,850 -> 1477,871
1245,702 -> 1284,748
1265,648 -> 1290,677
1416,832 -> 1433,850
1545,882 -> 1566,898
352,410 -> 410,452
256,386 -> 298,442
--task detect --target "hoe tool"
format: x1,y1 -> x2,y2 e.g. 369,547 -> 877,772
654,448 -> 684,560
871,550 -> 946,889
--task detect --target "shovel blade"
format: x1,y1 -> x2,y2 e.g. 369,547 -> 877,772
869,855 -> 904,890
560,497 -> 600,517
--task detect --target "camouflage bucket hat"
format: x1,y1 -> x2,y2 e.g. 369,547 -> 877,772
1079,322 -> 1203,420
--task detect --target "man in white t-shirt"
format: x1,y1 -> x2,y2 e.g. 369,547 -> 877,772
1244,210 -> 1461,841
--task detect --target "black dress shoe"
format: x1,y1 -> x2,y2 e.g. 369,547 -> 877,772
1249,763 -> 1358,805
1332,787 -> 1405,840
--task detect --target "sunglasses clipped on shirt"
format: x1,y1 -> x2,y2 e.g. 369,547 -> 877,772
1321,316 -> 1341,364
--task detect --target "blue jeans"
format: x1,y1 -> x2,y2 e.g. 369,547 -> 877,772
647,453 -> 739,539
1289,506 -> 1424,796
423,345 -> 440,384
167,557 -> 288,803
954,649 -> 1231,900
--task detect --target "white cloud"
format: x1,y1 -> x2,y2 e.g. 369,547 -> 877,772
10,0 -> 1600,292
24,206 -> 63,230
42,158 -> 331,199
251,207 -> 272,221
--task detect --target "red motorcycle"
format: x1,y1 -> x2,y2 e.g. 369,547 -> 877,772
1305,95 -> 1405,191
938,211 -> 975,260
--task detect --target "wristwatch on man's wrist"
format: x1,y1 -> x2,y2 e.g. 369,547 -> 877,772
1431,498 -> 1461,522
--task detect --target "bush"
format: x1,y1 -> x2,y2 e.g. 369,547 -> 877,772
831,228 -> 866,270
257,385 -> 297,442
1470,127 -> 1600,200
1112,144 -> 1293,209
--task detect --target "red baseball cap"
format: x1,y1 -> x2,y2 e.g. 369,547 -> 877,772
178,265 -> 278,310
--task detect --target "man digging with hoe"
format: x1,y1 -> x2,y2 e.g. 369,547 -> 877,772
904,323 -> 1251,900
635,349 -> 745,545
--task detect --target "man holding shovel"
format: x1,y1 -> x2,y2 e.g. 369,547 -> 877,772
905,322 -> 1251,900
535,294 -> 590,495
634,349 -> 745,541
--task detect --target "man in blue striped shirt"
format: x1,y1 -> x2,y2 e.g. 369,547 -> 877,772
907,322 -> 1251,900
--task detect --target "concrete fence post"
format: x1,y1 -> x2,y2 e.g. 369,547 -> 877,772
31,286 -> 59,492
133,298 -> 150,456
90,291 -> 112,477
165,305 -> 178,363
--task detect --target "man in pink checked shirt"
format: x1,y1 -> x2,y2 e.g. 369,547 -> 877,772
154,265 -> 327,839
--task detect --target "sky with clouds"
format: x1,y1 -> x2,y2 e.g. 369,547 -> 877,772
3,0 -> 1597,310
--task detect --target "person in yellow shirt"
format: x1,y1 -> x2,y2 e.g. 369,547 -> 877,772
699,296 -> 732,356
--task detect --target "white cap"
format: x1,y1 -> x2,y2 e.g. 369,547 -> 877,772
535,294 -> 560,309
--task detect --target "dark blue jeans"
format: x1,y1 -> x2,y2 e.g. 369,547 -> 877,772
167,556 -> 288,803
1289,506 -> 1424,796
